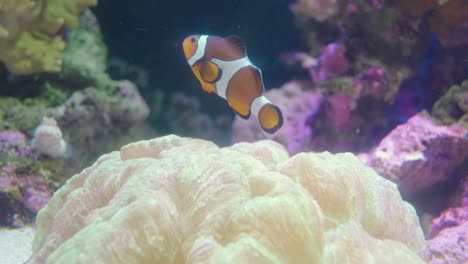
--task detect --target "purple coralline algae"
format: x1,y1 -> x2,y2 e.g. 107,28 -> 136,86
0,131 -> 26,149
0,131 -> 52,227
420,178 -> 468,263
310,43 -> 350,83
361,112 -> 468,197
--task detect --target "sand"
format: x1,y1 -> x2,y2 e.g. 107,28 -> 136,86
0,227 -> 34,264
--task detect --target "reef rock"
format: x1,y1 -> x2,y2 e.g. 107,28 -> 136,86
28,135 -> 425,263
419,177 -> 468,263
363,112 -> 468,196
420,221 -> 468,264
0,131 -> 51,227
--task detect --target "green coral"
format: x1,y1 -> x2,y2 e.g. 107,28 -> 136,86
0,97 -> 45,134
0,0 -> 97,75
432,80 -> 468,127
61,10 -> 114,92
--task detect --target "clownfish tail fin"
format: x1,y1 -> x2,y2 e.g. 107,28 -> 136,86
251,96 -> 284,134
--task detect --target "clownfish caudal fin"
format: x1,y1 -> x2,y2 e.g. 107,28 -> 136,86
251,96 -> 284,134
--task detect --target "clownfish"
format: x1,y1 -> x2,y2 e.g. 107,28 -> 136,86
182,34 -> 284,134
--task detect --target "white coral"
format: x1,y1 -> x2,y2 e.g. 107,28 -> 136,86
32,117 -> 68,158
28,135 -> 425,263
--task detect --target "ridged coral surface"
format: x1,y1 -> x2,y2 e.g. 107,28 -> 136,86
28,135 -> 425,263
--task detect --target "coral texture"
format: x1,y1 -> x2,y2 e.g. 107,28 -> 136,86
0,0 -> 97,74
28,135 -> 425,263
363,112 -> 468,196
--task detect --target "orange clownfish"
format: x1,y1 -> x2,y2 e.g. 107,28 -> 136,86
182,34 -> 283,134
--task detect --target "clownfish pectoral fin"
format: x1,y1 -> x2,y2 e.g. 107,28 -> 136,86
225,35 -> 247,57
200,61 -> 222,84
201,82 -> 216,94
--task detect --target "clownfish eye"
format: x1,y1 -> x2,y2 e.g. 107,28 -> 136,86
191,37 -> 196,43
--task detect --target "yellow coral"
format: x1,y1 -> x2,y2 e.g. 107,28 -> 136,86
0,0 -> 97,74
28,135 -> 425,263
395,0 -> 468,36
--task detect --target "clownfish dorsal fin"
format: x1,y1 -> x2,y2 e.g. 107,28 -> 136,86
225,35 -> 247,57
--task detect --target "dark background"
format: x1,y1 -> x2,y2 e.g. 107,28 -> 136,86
93,0 -> 304,115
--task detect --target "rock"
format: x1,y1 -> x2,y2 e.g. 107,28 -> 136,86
363,112 -> 468,196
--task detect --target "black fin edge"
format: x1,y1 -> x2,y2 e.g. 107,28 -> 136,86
204,68 -> 222,84
236,109 -> 251,120
261,104 -> 284,134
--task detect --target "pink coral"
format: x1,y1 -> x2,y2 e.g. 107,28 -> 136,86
310,43 -> 350,83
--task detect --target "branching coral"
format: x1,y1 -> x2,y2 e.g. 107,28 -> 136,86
0,0 -> 97,74
28,135 -> 425,263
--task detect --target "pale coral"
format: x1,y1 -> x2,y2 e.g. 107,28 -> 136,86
32,117 -> 68,158
28,135 -> 425,263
